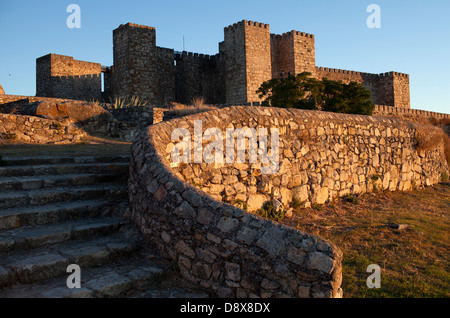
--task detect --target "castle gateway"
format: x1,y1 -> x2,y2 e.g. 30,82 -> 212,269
36,20 -> 410,108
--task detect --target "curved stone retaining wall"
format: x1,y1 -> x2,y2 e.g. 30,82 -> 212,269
128,106 -> 448,298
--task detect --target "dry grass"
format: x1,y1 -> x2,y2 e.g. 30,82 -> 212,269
427,117 -> 450,166
100,96 -> 151,109
165,100 -> 218,117
190,96 -> 207,108
443,133 -> 450,167
283,183 -> 450,298
415,126 -> 445,152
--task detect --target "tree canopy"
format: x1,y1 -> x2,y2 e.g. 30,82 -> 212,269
256,72 -> 375,115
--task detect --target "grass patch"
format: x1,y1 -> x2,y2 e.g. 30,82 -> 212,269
284,183 -> 450,298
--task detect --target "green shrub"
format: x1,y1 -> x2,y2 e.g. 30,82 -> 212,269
235,199 -> 248,211
257,72 -> 375,115
292,197 -> 304,209
256,200 -> 285,222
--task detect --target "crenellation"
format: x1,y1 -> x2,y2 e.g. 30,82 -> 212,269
118,22 -> 155,30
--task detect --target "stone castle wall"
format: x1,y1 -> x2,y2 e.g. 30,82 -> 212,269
36,54 -> 102,101
174,52 -> 225,105
35,20 -> 412,108
315,67 -> 411,107
128,106 -> 448,298
110,19 -> 411,107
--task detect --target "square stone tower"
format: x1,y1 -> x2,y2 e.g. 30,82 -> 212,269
270,31 -> 316,79
222,21 -> 317,104
112,23 -> 175,105
223,20 -> 272,104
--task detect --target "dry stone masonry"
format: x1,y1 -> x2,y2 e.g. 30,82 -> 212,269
0,113 -> 86,144
128,106 -> 447,298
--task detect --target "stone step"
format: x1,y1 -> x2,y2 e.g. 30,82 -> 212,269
0,233 -> 137,288
0,173 -> 121,191
0,184 -> 127,209
0,217 -> 127,254
0,199 -> 113,230
0,155 -> 130,167
0,255 -> 208,298
0,162 -> 129,178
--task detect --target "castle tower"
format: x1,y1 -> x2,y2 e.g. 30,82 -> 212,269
373,72 -> 411,108
271,31 -> 316,79
112,23 -> 157,100
392,72 -> 410,108
223,20 -> 272,104
112,23 -> 175,105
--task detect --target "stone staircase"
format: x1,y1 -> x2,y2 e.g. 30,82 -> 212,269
0,154 -> 207,298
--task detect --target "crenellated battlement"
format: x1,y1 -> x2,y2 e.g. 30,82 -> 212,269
56,74 -> 101,80
245,20 -> 269,28
374,104 -> 449,119
316,67 -> 409,79
115,22 -> 155,31
225,19 -> 269,32
282,30 -> 315,39
179,51 -> 215,60
50,53 -> 73,61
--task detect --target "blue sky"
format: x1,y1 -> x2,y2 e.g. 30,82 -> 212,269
0,0 -> 448,114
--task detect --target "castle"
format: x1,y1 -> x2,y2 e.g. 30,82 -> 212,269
36,20 -> 410,108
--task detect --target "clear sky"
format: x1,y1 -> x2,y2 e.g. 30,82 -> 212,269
0,0 -> 448,114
